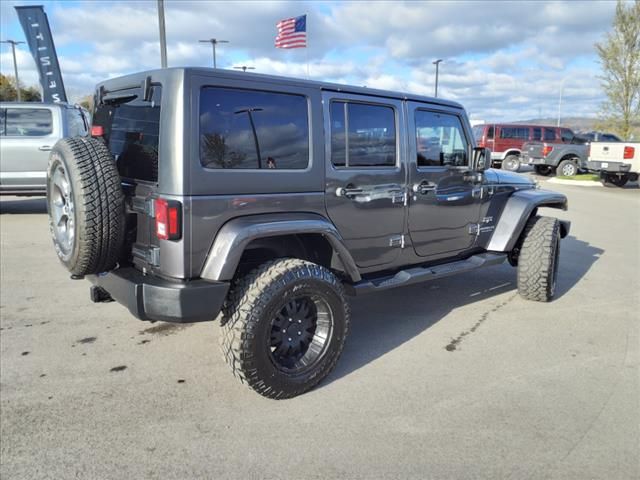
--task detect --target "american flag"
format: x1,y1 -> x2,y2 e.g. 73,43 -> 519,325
275,14 -> 307,49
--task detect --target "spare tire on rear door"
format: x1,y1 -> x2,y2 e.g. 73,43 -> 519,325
46,136 -> 125,276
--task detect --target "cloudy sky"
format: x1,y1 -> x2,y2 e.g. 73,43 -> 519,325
0,0 -> 619,122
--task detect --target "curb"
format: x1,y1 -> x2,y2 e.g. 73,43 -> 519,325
547,177 -> 602,187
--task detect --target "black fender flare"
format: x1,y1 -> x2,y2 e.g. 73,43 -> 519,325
199,213 -> 361,282
487,189 -> 570,252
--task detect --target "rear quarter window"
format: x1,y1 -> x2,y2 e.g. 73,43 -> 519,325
199,87 -> 309,170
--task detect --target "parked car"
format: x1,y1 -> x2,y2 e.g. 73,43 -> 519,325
0,102 -> 89,196
577,131 -> 622,143
473,123 -> 575,171
585,141 -> 640,187
46,68 -> 570,399
521,134 -> 588,177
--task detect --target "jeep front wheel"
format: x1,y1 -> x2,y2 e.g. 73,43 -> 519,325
220,258 -> 350,399
517,216 -> 561,302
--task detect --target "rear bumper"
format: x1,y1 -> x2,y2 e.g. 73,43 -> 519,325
87,268 -> 229,323
522,154 -> 552,166
585,160 -> 631,173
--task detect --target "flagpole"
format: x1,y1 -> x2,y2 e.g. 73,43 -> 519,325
305,13 -> 309,79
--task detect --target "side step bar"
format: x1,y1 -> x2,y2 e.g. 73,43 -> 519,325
345,253 -> 507,296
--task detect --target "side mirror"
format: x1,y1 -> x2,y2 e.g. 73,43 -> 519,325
471,147 -> 491,172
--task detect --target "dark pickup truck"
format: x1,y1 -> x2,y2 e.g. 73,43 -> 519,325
521,137 -> 588,177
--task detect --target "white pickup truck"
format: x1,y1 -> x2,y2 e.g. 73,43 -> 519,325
585,142 -> 640,187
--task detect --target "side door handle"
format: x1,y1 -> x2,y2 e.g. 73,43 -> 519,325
38,145 -> 52,151
412,181 -> 436,195
336,185 -> 364,199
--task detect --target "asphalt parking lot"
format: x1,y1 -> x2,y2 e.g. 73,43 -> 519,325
1,180 -> 638,479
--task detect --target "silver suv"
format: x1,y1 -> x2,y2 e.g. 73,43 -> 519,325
0,102 -> 89,196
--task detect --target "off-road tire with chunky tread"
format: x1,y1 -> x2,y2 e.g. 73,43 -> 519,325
517,216 -> 561,302
46,136 -> 125,276
220,258 -> 350,399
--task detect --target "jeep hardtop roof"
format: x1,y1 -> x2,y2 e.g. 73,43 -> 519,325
95,67 -> 465,111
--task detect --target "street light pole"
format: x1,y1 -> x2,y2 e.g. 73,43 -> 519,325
1,40 -> 25,101
199,39 -> 229,68
157,0 -> 168,68
433,59 -> 443,98
235,108 -> 263,168
557,78 -> 567,127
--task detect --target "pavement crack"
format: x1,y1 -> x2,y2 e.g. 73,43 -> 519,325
445,293 -> 517,352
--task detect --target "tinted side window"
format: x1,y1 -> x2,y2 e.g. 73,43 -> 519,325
330,101 -> 396,168
330,102 -> 346,167
415,110 -> 469,167
199,87 -> 309,170
66,108 -> 88,137
602,134 -> 620,142
5,108 -> 52,136
486,126 -> 494,139
533,127 -> 542,141
0,108 -> 5,136
561,129 -> 574,142
544,128 -> 556,141
93,85 -> 162,182
348,103 -> 396,167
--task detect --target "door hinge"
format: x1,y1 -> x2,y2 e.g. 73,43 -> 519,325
390,235 -> 405,248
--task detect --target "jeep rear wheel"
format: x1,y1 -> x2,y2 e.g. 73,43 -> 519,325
46,137 -> 125,276
517,216 -> 561,302
502,154 -> 521,172
220,258 -> 350,399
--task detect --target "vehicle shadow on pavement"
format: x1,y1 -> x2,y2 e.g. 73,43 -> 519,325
0,198 -> 47,215
324,235 -> 603,386
554,235 -> 604,299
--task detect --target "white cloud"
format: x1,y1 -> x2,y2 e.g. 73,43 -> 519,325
0,0 -> 616,122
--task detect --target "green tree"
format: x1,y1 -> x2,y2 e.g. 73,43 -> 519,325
78,95 -> 93,112
0,74 -> 42,102
595,0 -> 640,140
0,74 -> 18,101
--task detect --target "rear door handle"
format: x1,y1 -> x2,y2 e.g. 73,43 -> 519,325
412,181 -> 436,195
38,146 -> 52,151
336,185 -> 364,199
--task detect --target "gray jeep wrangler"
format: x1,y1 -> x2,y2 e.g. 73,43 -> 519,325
46,68 -> 570,399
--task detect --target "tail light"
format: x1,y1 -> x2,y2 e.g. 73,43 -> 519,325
154,199 -> 182,241
91,125 -> 104,137
624,146 -> 635,160
542,145 -> 553,157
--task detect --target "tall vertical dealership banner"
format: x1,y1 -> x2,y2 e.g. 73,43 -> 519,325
15,5 -> 67,103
